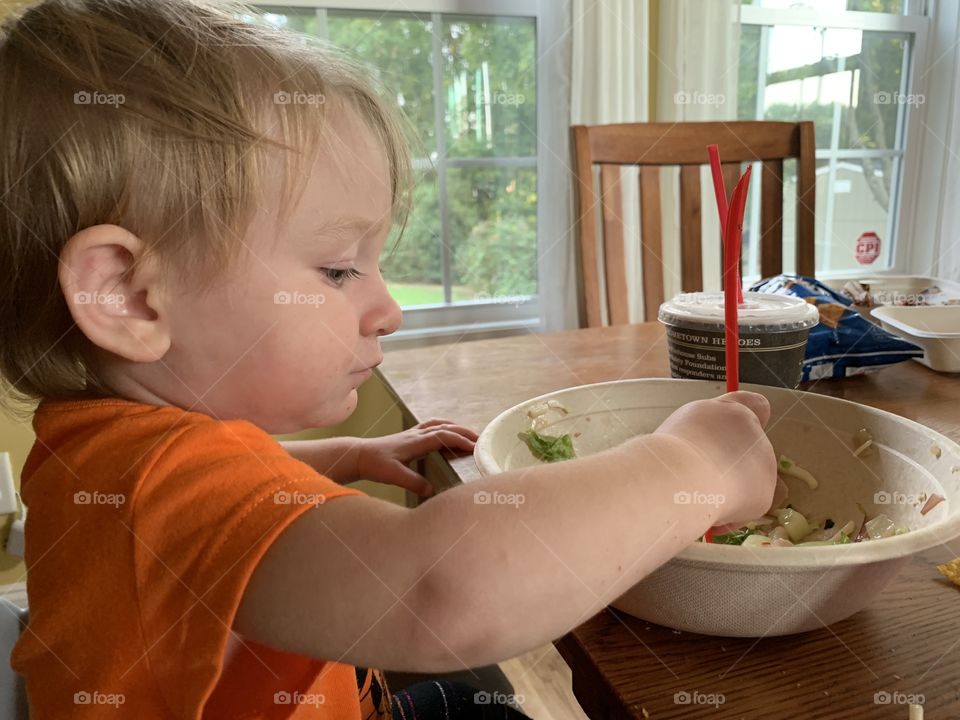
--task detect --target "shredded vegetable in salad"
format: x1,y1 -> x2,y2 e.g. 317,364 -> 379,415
519,400 -> 577,462
517,409 -> 942,544
705,434 -> 922,546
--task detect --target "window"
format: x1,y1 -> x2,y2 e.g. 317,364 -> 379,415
738,0 -> 929,278
256,4 -> 539,325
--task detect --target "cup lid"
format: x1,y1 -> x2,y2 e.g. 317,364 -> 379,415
658,291 -> 820,331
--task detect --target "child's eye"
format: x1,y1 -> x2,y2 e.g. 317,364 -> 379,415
318,267 -> 366,287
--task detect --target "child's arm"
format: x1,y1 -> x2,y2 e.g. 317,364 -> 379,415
236,393 -> 775,673
279,419 -> 476,493
280,437 -> 363,484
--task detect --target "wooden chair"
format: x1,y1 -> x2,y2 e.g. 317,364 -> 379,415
571,121 -> 816,327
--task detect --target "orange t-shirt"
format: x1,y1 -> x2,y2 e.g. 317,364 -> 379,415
11,398 -> 393,719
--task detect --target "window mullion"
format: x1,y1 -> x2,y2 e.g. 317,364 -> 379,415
748,25 -> 771,279
430,12 -> 452,305
885,34 -> 914,266
820,50 -> 848,274
315,7 -> 327,37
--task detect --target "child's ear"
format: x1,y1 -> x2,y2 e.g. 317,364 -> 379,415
59,224 -> 171,363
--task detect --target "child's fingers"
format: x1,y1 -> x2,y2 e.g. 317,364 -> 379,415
718,391 -> 771,428
382,464 -> 434,497
417,418 -> 456,428
416,419 -> 480,441
407,429 -> 476,456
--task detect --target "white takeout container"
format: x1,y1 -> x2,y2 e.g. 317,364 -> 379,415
830,274 -> 960,306
871,305 -> 960,373
474,378 -> 960,637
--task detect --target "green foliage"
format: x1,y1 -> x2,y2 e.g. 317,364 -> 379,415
442,17 -> 537,158
383,172 -> 442,284
455,216 -> 536,296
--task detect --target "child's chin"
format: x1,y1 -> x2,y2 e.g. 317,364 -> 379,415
322,389 -> 359,426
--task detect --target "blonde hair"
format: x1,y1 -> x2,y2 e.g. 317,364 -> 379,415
0,0 -> 413,415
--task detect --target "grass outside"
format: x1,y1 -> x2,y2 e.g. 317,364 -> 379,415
388,283 -> 477,307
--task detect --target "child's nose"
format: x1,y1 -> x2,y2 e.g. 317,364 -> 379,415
361,281 -> 402,338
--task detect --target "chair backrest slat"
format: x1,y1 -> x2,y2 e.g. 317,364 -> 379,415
600,164 -> 630,325
796,121 -> 817,276
639,166 -> 664,322
679,165 -> 702,292
572,125 -> 603,328
761,158 -> 785,278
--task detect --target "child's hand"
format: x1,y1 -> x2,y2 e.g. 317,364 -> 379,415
357,419 -> 478,497
654,391 -> 778,529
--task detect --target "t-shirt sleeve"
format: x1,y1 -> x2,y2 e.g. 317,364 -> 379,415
129,418 -> 365,717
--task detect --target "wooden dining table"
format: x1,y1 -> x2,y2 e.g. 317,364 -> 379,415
377,321 -> 960,719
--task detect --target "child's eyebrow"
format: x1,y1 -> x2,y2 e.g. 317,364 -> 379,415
312,216 -> 388,241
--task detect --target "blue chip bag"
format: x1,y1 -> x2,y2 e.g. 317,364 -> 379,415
749,275 -> 923,382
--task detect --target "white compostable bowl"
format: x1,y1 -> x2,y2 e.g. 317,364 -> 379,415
871,305 -> 960,373
474,379 -> 960,637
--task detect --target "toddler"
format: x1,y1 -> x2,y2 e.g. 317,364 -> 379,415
0,1 -> 778,717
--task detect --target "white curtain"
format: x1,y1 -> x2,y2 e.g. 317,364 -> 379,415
656,0 -> 742,305
569,0 -> 650,325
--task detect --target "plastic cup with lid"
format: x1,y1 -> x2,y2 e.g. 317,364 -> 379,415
658,291 -> 820,388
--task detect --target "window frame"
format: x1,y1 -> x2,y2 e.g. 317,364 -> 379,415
255,0 -> 552,343
739,2 -> 931,280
